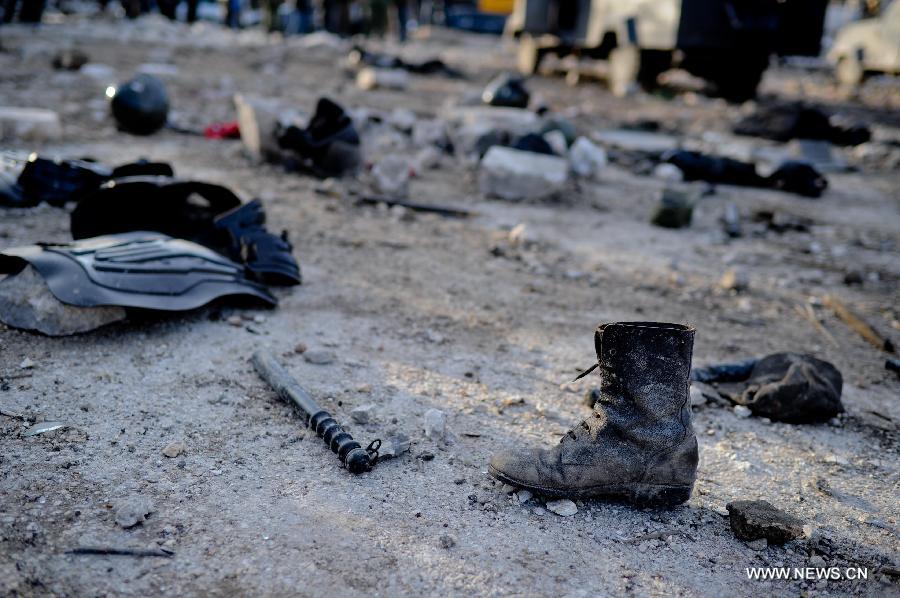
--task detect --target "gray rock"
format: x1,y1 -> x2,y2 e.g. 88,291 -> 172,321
733,405 -> 752,419
350,403 -> 376,424
423,408 -> 447,440
378,433 -> 410,459
162,441 -> 184,458
0,266 -> 126,336
546,499 -> 578,517
726,500 -> 804,544
438,534 -> 456,549
115,497 -> 155,529
0,106 -> 62,141
372,155 -> 411,198
304,350 -> 336,365
653,163 -> 684,182
568,137 -> 607,178
479,146 -> 568,201
592,129 -> 679,153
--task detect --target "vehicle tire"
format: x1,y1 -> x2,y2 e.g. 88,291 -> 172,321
517,34 -> 543,75
637,50 -> 672,91
836,54 -> 864,88
608,46 -> 640,97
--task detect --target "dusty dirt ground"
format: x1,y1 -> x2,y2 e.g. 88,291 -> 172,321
1,14 -> 899,597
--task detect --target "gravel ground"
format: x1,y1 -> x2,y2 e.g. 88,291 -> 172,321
0,15 -> 899,597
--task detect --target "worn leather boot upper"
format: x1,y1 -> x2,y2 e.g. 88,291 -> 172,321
489,322 -> 698,507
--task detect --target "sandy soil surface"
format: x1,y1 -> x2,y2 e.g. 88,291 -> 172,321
1,15 -> 899,597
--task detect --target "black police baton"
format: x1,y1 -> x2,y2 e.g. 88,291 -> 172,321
252,351 -> 379,474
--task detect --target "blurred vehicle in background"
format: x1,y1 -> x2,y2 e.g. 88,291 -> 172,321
828,0 -> 900,87
507,0 -> 829,101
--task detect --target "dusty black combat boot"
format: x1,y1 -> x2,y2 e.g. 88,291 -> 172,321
489,322 -> 698,507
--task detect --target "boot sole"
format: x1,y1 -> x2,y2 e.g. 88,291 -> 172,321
488,465 -> 692,508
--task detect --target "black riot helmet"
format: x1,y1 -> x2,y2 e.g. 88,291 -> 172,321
108,74 -> 170,135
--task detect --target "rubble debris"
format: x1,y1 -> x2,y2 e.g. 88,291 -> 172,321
108,74 -> 170,135
482,73 -> 529,109
568,137 -> 607,178
378,433 -> 411,460
651,189 -> 693,229
162,441 -> 184,458
115,498 -> 155,529
542,130 -> 568,156
356,67 -> 410,91
252,351 -> 375,474
726,500 -> 804,544
731,353 -> 844,423
721,203 -> 742,238
68,546 -> 173,558
348,46 -> 461,77
0,233 -> 277,315
277,98 -> 361,177
423,408 -> 447,440
652,163 -> 684,182
545,499 -> 578,517
371,156 -> 411,198
52,48 -> 90,71
733,405 -> 752,419
357,195 -> 473,218
592,129 -> 679,154
0,265 -> 127,336
350,404 -> 376,424
72,179 -> 300,286
23,422 -> 68,437
752,210 -> 811,233
823,295 -> 895,354
0,107 -> 63,142
479,146 -> 568,201
733,103 -> 871,146
719,268 -> 749,293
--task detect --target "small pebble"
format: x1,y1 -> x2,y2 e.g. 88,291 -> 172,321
546,499 -> 578,517
226,316 -> 242,327
438,534 -> 456,549
161,441 -> 184,458
294,343 -> 308,354
733,405 -> 752,419
19,358 -> 35,370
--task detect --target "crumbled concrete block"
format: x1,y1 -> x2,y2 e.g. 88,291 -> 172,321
0,107 -> 62,142
356,68 -> 409,91
479,146 -> 568,201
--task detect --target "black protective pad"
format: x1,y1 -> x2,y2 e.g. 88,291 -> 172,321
0,232 -> 276,311
71,178 -> 300,286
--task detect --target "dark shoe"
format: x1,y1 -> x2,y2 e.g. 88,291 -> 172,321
489,322 -> 698,507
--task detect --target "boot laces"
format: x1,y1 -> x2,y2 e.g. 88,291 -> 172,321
562,412 -> 601,443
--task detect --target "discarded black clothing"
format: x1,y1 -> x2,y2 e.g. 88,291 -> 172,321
71,177 -> 301,286
482,74 -> 530,109
733,103 -> 870,146
277,98 -> 360,177
662,150 -> 827,198
348,46 -> 462,77
767,161 -> 828,198
0,233 -> 276,311
664,151 -> 765,187
698,353 -> 843,423
109,74 -> 170,135
0,153 -> 172,208
512,133 -> 555,155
